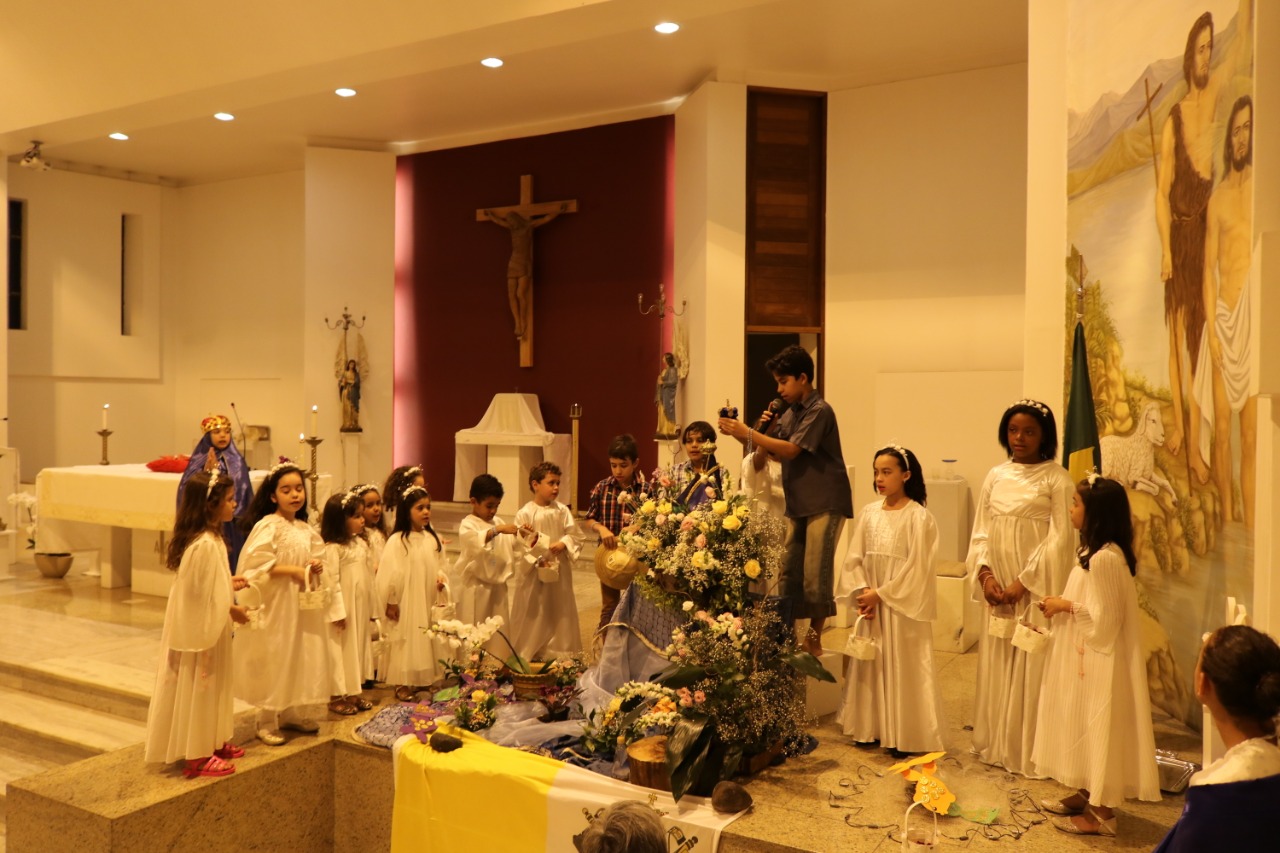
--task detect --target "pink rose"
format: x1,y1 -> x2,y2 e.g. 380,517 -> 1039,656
680,517 -> 695,531
695,533 -> 707,549
693,690 -> 706,704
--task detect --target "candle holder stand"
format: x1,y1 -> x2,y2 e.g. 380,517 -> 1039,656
304,436 -> 323,511
97,429 -> 114,466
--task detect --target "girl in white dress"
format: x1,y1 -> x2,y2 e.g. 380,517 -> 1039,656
234,463 -> 329,746
320,492 -> 373,716
145,471 -> 250,777
356,483 -> 388,685
1033,475 -> 1160,837
376,485 -> 451,702
381,465 -> 424,533
512,462 -> 583,659
967,399 -> 1075,776
835,445 -> 946,754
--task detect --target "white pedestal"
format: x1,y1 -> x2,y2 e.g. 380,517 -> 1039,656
933,567 -> 981,653
96,525 -> 133,589
487,445 -> 544,517
0,530 -> 16,568
924,477 -> 969,562
130,530 -> 174,598
805,650 -> 846,717
340,432 -> 361,491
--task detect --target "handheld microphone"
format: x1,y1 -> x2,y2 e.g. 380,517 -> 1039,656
755,398 -> 786,434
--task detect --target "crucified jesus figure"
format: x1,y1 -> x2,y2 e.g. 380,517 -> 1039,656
480,202 -> 570,339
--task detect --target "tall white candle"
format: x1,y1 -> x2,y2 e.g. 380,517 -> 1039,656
311,405 -> 318,436
102,404 -> 110,430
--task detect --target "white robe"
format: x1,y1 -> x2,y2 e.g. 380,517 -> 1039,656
834,501 -> 946,753
966,460 -> 1076,776
144,533 -> 236,763
377,530 -> 451,685
364,527 -> 387,575
324,539 -> 369,696
452,515 -> 519,650
510,500 -> 583,659
233,514 -> 329,710
1191,737 -> 1280,786
1032,548 -> 1161,806
1194,276 -> 1253,465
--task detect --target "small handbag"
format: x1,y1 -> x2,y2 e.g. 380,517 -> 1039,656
369,617 -> 391,656
1011,604 -> 1051,654
987,604 -> 1016,639
239,584 -> 265,630
297,567 -> 331,611
844,614 -> 878,661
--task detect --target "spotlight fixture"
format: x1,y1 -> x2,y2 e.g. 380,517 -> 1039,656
109,132 -> 129,141
19,141 -> 52,171
654,22 -> 680,34
335,88 -> 357,97
480,57 -> 504,68
213,112 -> 235,121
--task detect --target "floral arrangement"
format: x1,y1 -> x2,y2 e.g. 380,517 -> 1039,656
6,493 -> 37,550
580,681 -> 681,756
401,673 -> 511,739
537,652 -> 588,717
618,463 -> 784,614
425,614 -> 534,674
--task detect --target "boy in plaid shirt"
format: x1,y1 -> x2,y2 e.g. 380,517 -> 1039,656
585,434 -> 643,633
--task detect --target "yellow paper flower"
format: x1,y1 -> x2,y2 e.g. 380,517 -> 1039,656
657,501 -> 673,514
722,515 -> 742,531
711,500 -> 729,515
640,500 -> 657,515
744,559 -> 762,579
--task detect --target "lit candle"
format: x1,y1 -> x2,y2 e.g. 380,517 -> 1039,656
311,405 -> 318,436
102,404 -> 110,430
299,432 -> 305,448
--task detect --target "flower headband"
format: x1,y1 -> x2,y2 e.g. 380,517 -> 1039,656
402,484 -> 430,502
268,458 -> 300,478
1011,398 -> 1050,418
206,469 -> 220,498
884,443 -> 912,468
201,414 -> 232,433
352,483 -> 380,497
340,490 -> 362,509
1085,468 -> 1100,488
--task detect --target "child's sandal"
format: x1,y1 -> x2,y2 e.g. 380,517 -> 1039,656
182,755 -> 235,778
214,741 -> 245,759
350,695 -> 374,711
328,699 -> 358,716
394,685 -> 419,703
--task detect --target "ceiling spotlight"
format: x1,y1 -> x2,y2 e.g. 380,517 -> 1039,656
654,22 -> 680,34
109,132 -> 129,141
335,87 -> 357,97
213,112 -> 235,121
480,57 -> 504,68
19,141 -> 52,171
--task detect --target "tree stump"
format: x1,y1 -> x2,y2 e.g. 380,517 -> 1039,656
626,735 -> 671,792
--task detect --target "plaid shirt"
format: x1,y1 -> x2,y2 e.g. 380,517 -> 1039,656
585,474 -> 642,538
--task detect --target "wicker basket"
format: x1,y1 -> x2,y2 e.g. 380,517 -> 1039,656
510,663 -> 556,701
297,568 -> 330,611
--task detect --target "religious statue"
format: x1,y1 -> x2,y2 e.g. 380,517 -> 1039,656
655,352 -> 680,439
328,306 -> 369,433
480,202 -> 570,339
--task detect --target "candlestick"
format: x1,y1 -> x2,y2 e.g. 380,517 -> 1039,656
569,403 -> 582,514
303,436 -> 324,512
97,429 -> 113,465
102,404 -> 110,430
311,405 -> 318,437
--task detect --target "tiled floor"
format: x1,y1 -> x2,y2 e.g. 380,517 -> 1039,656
0,523 -> 1197,852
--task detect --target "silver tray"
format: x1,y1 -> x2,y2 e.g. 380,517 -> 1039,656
1156,749 -> 1200,793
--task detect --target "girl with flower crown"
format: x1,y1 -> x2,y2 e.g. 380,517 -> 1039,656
834,445 -> 946,754
381,465 -> 424,532
319,492 -> 374,716
966,400 -> 1076,776
145,471 -> 250,777
353,483 -> 388,686
234,463 -> 329,746
1032,475 -> 1159,838
376,484 -> 451,703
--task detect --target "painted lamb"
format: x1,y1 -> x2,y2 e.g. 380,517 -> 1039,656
1101,401 -> 1177,504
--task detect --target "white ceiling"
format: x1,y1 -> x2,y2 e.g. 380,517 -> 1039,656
1,0 -> 1027,186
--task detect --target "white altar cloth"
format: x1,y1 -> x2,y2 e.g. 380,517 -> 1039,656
35,464 -> 332,591
453,394 -> 574,511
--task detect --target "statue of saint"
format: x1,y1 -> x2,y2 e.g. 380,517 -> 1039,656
655,352 -> 680,439
339,359 -> 362,432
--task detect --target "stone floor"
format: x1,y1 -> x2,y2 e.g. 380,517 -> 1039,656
0,510 -> 1198,852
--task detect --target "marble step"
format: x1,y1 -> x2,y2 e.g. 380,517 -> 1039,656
0,657 -> 154,723
0,750 -> 57,805
0,685 -> 147,765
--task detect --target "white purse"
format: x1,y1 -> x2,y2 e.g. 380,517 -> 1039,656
1011,604 -> 1051,654
987,604 -> 1016,639
843,614 -> 878,661
297,567 -> 331,611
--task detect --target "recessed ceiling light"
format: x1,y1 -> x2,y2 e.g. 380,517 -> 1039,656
335,87 -> 357,97
480,57 -> 504,68
654,22 -> 680,34
213,112 -> 235,122
108,132 -> 129,141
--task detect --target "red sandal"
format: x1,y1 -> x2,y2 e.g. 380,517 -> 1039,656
214,742 -> 245,759
182,755 -> 235,778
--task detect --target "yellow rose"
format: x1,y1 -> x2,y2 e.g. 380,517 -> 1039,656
711,500 -> 729,515
699,522 -> 709,532
744,559 -> 762,579
722,515 -> 742,531
657,501 -> 673,514
734,504 -> 749,518
648,537 -> 661,551
691,550 -> 710,569
640,500 -> 657,515
471,690 -> 488,702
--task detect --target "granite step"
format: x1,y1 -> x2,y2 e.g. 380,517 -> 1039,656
0,685 -> 147,765
0,657 -> 154,723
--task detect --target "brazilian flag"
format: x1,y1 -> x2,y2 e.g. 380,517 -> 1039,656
1063,320 -> 1101,483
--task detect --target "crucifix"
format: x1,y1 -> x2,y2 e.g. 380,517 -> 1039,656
477,174 -> 578,367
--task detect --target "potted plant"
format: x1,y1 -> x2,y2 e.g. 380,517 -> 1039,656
6,492 -> 72,579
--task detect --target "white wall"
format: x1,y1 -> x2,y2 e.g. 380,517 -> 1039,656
303,147 -> 397,489
7,168 -> 172,476
825,64 -> 1030,496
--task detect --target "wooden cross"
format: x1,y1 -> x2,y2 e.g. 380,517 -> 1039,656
477,174 -> 578,367
1137,76 -> 1165,184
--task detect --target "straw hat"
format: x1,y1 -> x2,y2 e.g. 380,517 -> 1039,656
594,545 -> 643,590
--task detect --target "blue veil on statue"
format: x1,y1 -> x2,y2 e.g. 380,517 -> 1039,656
177,415 -> 252,573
